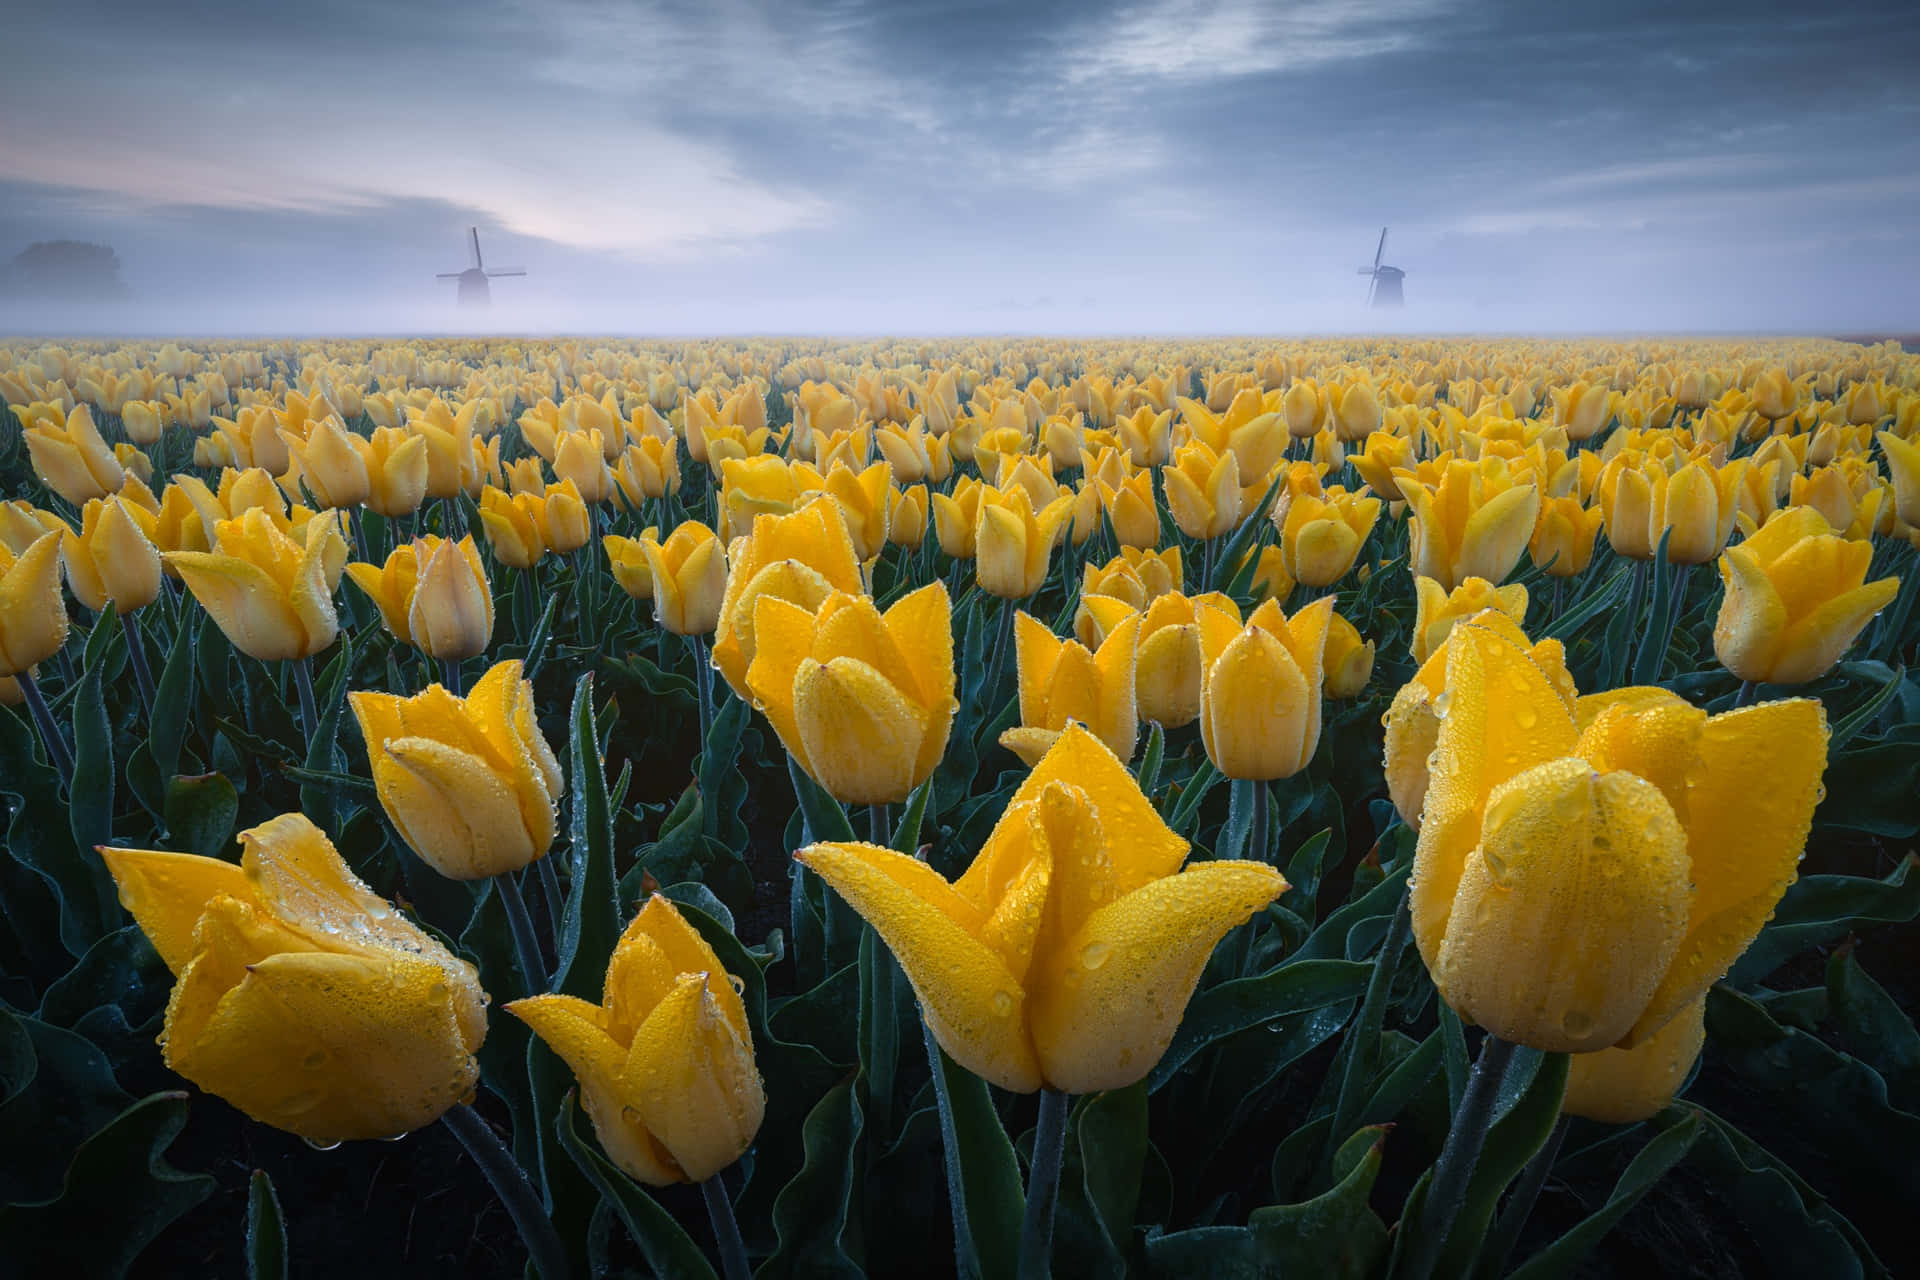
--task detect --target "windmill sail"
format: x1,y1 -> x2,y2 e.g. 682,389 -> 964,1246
1358,227 -> 1404,308
438,227 -> 525,307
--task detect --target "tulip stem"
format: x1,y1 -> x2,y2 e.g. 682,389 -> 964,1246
1734,679 -> 1759,708
868,803 -> 892,848
497,870 -> 549,994
536,857 -> 565,939
1403,1032 -> 1520,1280
440,1103 -> 568,1280
984,598 -> 1016,717
690,634 -> 714,746
701,1172 -> 752,1280
440,656 -> 463,696
1478,1114 -> 1569,1279
15,669 -> 74,784
124,617 -> 157,715
291,656 -> 319,743
1019,1087 -> 1071,1280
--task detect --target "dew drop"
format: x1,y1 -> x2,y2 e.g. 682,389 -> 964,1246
303,1136 -> 342,1152
727,973 -> 746,994
1433,690 -> 1453,718
1514,703 -> 1537,729
1080,941 -> 1113,971
1560,1008 -> 1594,1039
990,991 -> 1015,1016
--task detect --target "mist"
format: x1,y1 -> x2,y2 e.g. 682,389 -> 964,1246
3,0 -> 1915,338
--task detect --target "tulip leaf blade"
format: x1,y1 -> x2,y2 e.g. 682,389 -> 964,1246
555,672 -> 619,1002
1728,858 -> 1920,985
298,636 -> 353,839
760,1076 -> 866,1279
1827,664 -> 1906,753
1058,1082 -> 1149,1272
68,637 -> 118,927
1826,949 -> 1920,1107
554,1088 -> 719,1280
1217,777 -> 1257,862
0,704 -> 107,954
1433,1049 -> 1569,1278
245,1168 -> 287,1280
1504,1111 -> 1701,1280
0,1090 -> 214,1275
147,609 -> 197,782
162,773 -> 238,861
1540,564 -> 1628,642
921,1023 -> 1024,1280
1150,958 -> 1373,1091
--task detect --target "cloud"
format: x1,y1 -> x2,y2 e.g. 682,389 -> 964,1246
1062,0 -> 1451,83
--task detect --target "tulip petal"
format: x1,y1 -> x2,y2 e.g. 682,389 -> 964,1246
1436,760 -> 1689,1053
1563,995 -> 1705,1125
794,656 -> 930,805
1413,618 -> 1579,967
1030,860 -> 1285,1093
797,841 -> 1040,1092
510,992 -> 685,1185
375,738 -> 536,879
1770,575 -> 1901,685
1627,699 -> 1827,1044
622,894 -> 750,1043
744,591 -> 821,770
98,847 -> 256,976
173,949 -> 478,1144
623,975 -> 765,1183
167,551 -> 304,662
1201,625 -> 1308,781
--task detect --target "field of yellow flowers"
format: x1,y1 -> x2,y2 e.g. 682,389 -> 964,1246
1,335 -> 1916,1278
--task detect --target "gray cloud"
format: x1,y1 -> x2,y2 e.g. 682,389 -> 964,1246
0,0 -> 1916,333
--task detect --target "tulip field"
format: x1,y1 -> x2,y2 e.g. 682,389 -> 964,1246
3,335 -> 1919,1278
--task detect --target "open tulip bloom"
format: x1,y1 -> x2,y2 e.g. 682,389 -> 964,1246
797,724 -> 1287,1096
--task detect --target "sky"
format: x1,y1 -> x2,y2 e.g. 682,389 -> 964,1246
1,0 -> 1916,334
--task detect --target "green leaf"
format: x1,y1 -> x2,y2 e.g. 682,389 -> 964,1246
759,1077 -> 866,1279
698,689 -> 750,844
1323,893 -> 1411,1171
1056,1081 -> 1149,1277
1150,959 -> 1373,1090
1506,1112 -> 1700,1280
554,1090 -> 717,1280
300,635 -> 354,838
147,610 -> 197,781
1217,776 -> 1258,861
788,755 -> 858,844
1828,664 -> 1906,752
1827,949 -> 1920,1107
0,707 -> 106,953
0,1006 -> 133,1204
921,1024 -> 1025,1280
163,773 -> 238,860
1135,722 -> 1165,801
555,672 -> 619,1001
893,777 -> 934,855
247,1168 -> 288,1280
1143,1125 -> 1389,1278
1542,564 -> 1629,641
0,1091 -> 214,1274
1729,859 -> 1920,984
69,643 -> 115,902
1432,1050 -> 1570,1278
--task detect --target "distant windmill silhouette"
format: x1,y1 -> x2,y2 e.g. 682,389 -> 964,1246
1357,227 -> 1405,308
437,227 -> 524,308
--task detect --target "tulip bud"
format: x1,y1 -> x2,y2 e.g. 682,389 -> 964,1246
1324,612 -> 1375,699
1096,469 -> 1160,549
553,429 -> 616,504
747,585 -> 956,804
0,530 -> 70,677
1279,488 -> 1380,589
351,660 -> 565,880
410,535 -> 494,660
166,509 -> 346,662
1410,576 -> 1527,664
640,521 -> 728,636
1198,596 -> 1332,780
889,484 -> 928,551
1163,440 -> 1241,540
602,529 -> 661,601
976,485 -> 1073,599
365,427 -> 430,518
24,405 -> 123,504
63,496 -> 162,615
509,895 -> 764,1185
101,813 -> 488,1144
1529,496 -> 1603,577
1001,610 -> 1138,767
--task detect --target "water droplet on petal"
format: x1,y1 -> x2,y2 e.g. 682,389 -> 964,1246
1080,941 -> 1113,971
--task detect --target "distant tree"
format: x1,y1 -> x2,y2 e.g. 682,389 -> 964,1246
0,241 -> 128,299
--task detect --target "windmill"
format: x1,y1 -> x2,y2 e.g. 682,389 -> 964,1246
437,227 -> 524,308
1357,227 -> 1405,308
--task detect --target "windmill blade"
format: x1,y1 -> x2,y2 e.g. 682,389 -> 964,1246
469,227 -> 483,271
486,268 -> 526,277
1366,273 -> 1377,307
1373,227 -> 1388,273
436,272 -> 464,279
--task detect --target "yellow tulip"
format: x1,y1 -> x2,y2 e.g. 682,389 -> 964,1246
1242,544 -> 1295,604
1350,431 -> 1414,502
1096,468 -> 1160,549
508,895 -> 763,1185
412,536 -> 494,660
350,660 -> 564,880
478,486 -> 547,570
364,427 -> 430,519
1078,591 -> 1228,729
1163,440 -> 1241,540
1000,611 -> 1138,767
1197,596 -> 1332,780
505,457 -> 548,497
541,479 -> 592,553
1714,507 -> 1900,685
1399,459 -> 1540,591
24,404 -> 123,504
553,429 -> 617,505
1278,488 -> 1380,589
640,521 -> 728,636
602,529 -> 662,601
1412,620 -> 1827,1053
889,483 -> 928,551
797,724 -> 1286,1093
1548,382 -> 1616,441
876,421 -> 936,483
1561,996 -> 1706,1124
1880,430 -> 1920,529
100,813 -> 488,1143
166,509 -> 346,662
1,500 -> 65,555
747,584 -> 956,804
1324,612 -> 1375,699
1748,369 -> 1801,421
1180,389 -> 1286,477
1599,455 -> 1657,559
1113,406 -> 1172,467
717,456 -> 821,542
408,406 -> 478,499
1282,380 -> 1327,439
712,496 -> 865,697
0,530 -> 69,678
1383,609 -> 1574,830
62,496 -> 162,615
821,461 -> 892,562
282,416 -> 372,510
1072,548 -> 1180,643
931,476 -> 985,559
614,438 -> 681,508
1650,458 -> 1745,563
1529,496 -> 1603,577
1330,382 -> 1384,443
1411,576 -> 1527,664
975,484 -> 1073,600
122,399 -> 165,445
